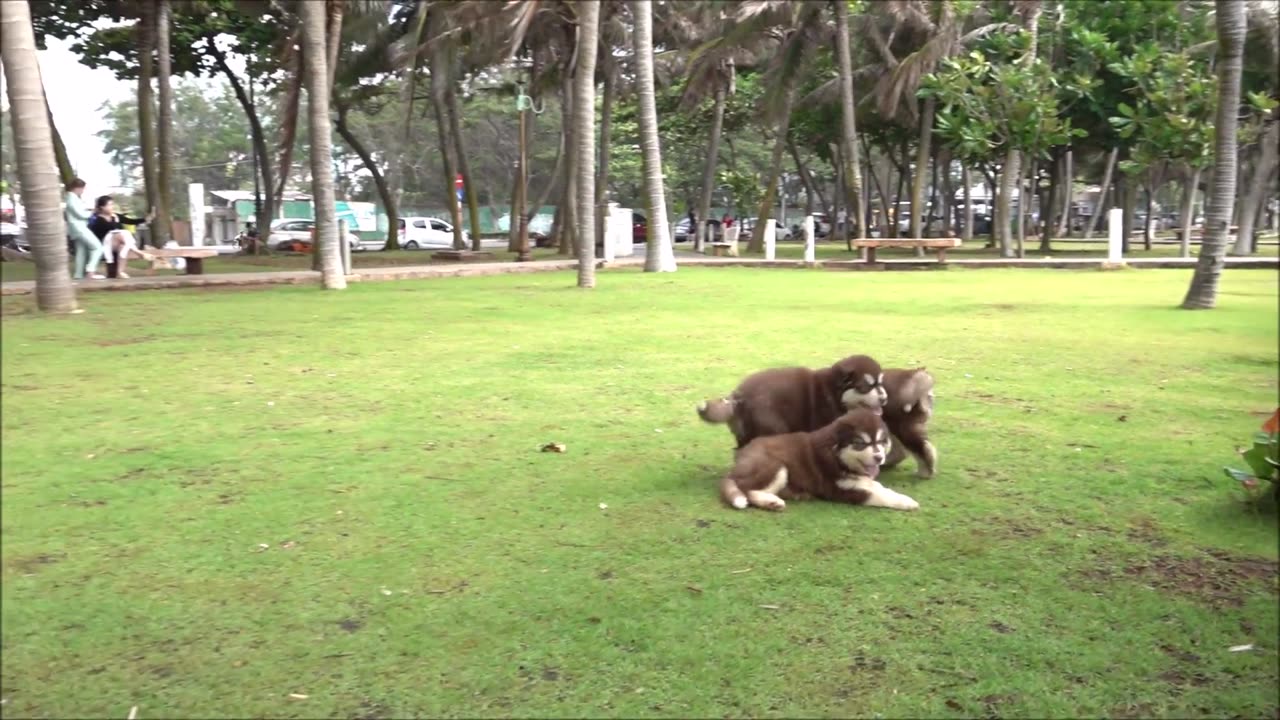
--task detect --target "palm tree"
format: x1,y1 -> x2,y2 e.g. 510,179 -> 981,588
1,0 -> 78,313
833,0 -> 866,241
634,0 -> 675,272
1182,0 -> 1246,309
572,0 -> 600,287
299,0 -> 347,289
136,0 -> 159,220
153,0 -> 174,246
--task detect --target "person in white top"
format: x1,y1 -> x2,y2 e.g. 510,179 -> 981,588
64,178 -> 105,279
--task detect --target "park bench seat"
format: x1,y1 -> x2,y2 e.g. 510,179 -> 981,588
850,237 -> 961,263
145,247 -> 217,275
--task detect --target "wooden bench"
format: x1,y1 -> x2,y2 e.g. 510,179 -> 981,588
850,238 -> 961,264
143,247 -> 218,275
431,249 -> 494,262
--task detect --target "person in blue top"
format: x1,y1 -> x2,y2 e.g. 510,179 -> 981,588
64,178 -> 104,279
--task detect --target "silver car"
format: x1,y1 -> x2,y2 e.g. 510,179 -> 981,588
268,218 -> 369,252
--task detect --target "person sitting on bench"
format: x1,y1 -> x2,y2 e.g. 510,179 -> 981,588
87,195 -> 152,279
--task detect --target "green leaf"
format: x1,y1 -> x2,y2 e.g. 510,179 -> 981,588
1117,102 -> 1135,118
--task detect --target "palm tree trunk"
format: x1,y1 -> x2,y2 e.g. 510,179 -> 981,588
1178,165 -> 1201,257
427,13 -> 465,251
136,7 -> 158,215
1,0 -> 77,312
1182,0 -> 1245,309
910,97 -> 935,241
940,150 -> 953,237
445,85 -> 483,250
1040,150 -> 1058,251
1083,147 -> 1117,240
1232,113 -> 1277,255
595,68 -> 614,255
573,0 -> 600,286
634,0 -> 673,272
555,72 -> 576,256
749,61 -> 799,254
696,84 -> 726,253
154,0 -> 174,246
300,0 -> 346,289
833,0 -> 866,240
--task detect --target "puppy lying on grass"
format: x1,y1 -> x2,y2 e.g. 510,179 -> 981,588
718,407 -> 919,512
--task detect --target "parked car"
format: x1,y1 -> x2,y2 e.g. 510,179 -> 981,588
0,221 -> 26,252
674,217 -> 722,242
268,218 -> 366,253
739,217 -> 793,241
810,213 -> 832,238
631,212 -> 647,243
399,216 -> 470,249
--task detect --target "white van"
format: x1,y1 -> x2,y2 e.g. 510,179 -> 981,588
399,216 -> 469,249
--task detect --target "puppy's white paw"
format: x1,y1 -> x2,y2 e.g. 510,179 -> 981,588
893,494 -> 920,511
696,401 -> 707,414
731,496 -> 749,510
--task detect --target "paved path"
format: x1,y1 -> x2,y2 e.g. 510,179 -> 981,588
2,255 -> 1275,296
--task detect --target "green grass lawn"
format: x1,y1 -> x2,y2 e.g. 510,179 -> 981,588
2,267 -> 1277,718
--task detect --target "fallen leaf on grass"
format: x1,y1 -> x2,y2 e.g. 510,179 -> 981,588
280,541 -> 297,550
254,543 -> 270,552
541,442 -> 567,453
127,706 -> 138,720
730,568 -> 753,574
599,503 -> 608,510
1117,415 -> 1127,422
287,693 -> 308,700
379,588 -> 393,596
686,585 -> 703,594
1228,643 -> 1254,652
758,604 -> 780,610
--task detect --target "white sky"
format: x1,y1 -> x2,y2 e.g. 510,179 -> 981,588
3,34 -> 237,196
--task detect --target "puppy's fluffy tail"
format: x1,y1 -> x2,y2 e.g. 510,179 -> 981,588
720,475 -> 749,509
697,396 -> 736,424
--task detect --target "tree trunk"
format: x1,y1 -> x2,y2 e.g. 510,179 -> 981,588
1178,166 -> 1201,257
153,0 -> 174,246
42,87 -> 74,187
445,84 -> 482,250
556,71 -> 576,256
1017,159 -> 1034,258
832,142 -> 847,247
1182,0 -> 1245,308
1,0 -> 77,312
865,137 -> 892,238
427,12 -> 465,250
1040,150 -> 1058,251
334,103 -> 394,251
273,53 -> 302,209
910,97 -> 935,244
788,139 -> 819,218
695,83 -> 726,252
633,0 -> 673,272
1118,160 -> 1134,253
961,165 -> 974,241
1232,113 -> 1278,255
573,0 -> 600,285
595,68 -> 614,255
1055,147 -> 1073,237
749,83 -> 796,253
891,145 -> 908,239
210,40 -> 276,249
136,6 -> 158,214
1084,147 -> 1117,240
939,149 -> 952,238
997,148 -> 1020,257
1142,166 -> 1165,251
300,0 -> 346,289
325,0 -> 343,94
833,0 -> 866,240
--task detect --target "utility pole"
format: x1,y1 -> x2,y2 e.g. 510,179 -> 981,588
516,79 -> 533,262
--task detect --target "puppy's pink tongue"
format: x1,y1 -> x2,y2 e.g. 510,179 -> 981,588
864,462 -> 881,479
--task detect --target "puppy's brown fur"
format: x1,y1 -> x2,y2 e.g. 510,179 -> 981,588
697,354 -> 887,449
880,367 -> 937,478
718,409 -> 919,512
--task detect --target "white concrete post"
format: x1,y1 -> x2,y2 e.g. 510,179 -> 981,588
763,220 -> 776,260
188,183 -> 205,246
602,205 -> 617,263
1107,208 -> 1124,263
339,218 -> 352,274
802,216 -> 816,263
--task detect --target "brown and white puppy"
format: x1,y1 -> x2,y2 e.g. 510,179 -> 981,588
718,409 -> 919,512
880,367 -> 937,478
697,354 -> 887,449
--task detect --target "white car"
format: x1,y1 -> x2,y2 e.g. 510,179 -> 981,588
399,216 -> 469,249
739,217 -> 793,241
268,218 -> 368,252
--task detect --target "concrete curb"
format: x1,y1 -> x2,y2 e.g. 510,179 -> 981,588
2,255 -> 1275,296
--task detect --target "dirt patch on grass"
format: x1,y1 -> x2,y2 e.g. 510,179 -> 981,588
1095,550 -> 1280,607
5,552 -> 65,575
91,335 -> 155,347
